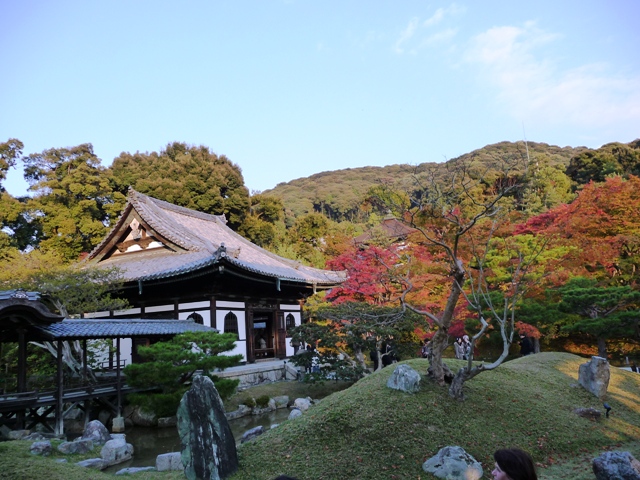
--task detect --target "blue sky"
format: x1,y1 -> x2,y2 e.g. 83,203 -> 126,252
2,1 -> 639,197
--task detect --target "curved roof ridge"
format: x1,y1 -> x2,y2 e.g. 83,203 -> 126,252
129,190 -> 211,252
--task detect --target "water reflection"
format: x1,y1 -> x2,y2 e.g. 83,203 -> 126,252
103,408 -> 293,473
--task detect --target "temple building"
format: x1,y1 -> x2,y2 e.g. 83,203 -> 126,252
85,189 -> 346,364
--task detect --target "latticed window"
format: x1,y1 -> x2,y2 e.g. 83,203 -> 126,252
186,312 -> 204,325
285,313 -> 295,330
224,311 -> 239,336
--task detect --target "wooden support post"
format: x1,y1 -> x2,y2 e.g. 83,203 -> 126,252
116,338 -> 121,417
82,339 -> 88,384
55,341 -> 64,436
17,329 -> 27,393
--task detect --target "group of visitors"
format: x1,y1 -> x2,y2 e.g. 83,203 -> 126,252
454,335 -> 472,360
272,448 -> 537,480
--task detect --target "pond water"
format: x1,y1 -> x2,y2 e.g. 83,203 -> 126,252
102,407 -> 293,473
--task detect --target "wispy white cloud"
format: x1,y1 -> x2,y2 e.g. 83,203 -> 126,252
394,4 -> 465,54
464,21 -> 640,128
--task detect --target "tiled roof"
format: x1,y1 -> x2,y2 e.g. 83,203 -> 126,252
89,190 -> 346,286
355,216 -> 418,244
34,319 -> 217,340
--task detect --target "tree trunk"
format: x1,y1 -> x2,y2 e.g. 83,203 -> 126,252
448,367 -> 471,401
428,270 -> 465,386
597,337 -> 608,359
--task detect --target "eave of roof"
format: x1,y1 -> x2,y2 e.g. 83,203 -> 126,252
33,319 -> 218,340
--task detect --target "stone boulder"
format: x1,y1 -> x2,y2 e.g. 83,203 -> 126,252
177,375 -> 238,480
58,438 -> 95,454
288,408 -> 303,420
225,404 -> 252,420
82,420 -> 112,446
76,458 -> 105,469
30,440 -> 52,456
8,429 -> 30,440
156,451 -> 183,471
240,426 -> 264,444
293,397 -> 312,412
116,466 -> 156,475
387,364 -> 421,393
593,451 -> 640,480
100,435 -> 134,467
273,395 -> 289,409
130,406 -> 158,427
158,416 -> 177,428
574,407 -> 602,420
423,446 -> 483,480
579,356 -> 610,398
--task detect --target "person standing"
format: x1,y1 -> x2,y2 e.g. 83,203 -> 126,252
462,335 -> 472,360
454,337 -> 465,359
519,334 -> 533,356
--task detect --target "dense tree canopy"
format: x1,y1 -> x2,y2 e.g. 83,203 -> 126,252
109,142 -> 250,229
22,143 -> 126,260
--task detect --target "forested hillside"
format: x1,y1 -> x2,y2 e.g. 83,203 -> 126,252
1,136 -> 639,369
264,140 -> 587,222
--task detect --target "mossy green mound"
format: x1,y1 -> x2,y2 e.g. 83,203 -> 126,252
231,353 -> 640,480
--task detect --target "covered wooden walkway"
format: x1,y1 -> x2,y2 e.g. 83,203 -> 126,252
0,289 -> 217,435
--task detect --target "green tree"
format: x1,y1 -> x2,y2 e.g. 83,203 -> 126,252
237,194 -> 284,248
124,331 -> 242,417
109,142 -> 250,229
0,138 -> 23,187
22,143 -> 125,259
557,277 -> 640,358
566,141 -> 640,186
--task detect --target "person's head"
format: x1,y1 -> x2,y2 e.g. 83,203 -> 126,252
463,335 -> 469,342
456,337 -> 462,343
492,449 -> 537,480
272,476 -> 299,480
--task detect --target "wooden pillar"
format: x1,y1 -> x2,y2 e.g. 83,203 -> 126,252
17,329 -> 27,393
82,339 -> 89,427
55,341 -> 64,436
116,338 -> 122,416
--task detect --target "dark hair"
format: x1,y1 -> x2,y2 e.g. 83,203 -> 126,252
494,448 -> 537,480
272,476 -> 299,480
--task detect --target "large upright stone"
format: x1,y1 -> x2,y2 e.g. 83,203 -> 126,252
177,375 -> 238,480
579,356 -> 610,398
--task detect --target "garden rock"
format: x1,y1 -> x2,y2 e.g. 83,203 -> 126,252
58,438 -> 94,454
387,364 -> 421,393
24,432 -> 46,441
252,398 -> 277,415
240,426 -> 264,444
116,466 -> 156,475
574,407 -> 601,420
100,436 -> 134,467
76,458 -> 105,469
158,416 -> 177,428
423,446 -> 483,480
579,356 -> 610,398
288,408 -> 303,420
273,395 -> 289,409
130,406 -> 158,427
293,397 -> 312,412
8,429 -> 30,440
82,419 -> 112,445
225,404 -> 252,420
177,374 -> 238,480
593,451 -> 640,480
156,451 -> 183,471
30,440 -> 52,456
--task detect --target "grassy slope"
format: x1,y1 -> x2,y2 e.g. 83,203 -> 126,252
230,353 -> 640,480
1,353 -> 637,480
